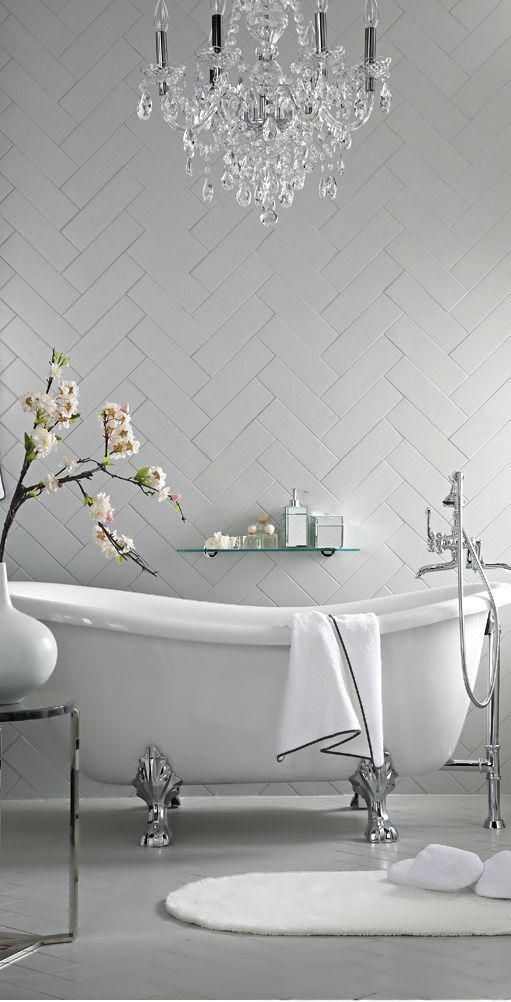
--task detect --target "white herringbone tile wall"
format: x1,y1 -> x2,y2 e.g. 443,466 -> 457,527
1,0 -> 511,799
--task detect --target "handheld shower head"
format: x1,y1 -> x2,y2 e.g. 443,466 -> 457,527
443,472 -> 462,507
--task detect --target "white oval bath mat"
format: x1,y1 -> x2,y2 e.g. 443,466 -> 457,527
166,870 -> 511,937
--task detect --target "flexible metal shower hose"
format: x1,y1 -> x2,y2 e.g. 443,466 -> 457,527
455,476 -> 500,709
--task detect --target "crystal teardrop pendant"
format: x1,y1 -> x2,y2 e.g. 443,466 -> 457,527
236,184 -> 252,207
380,82 -> 392,113
183,128 -> 196,153
279,183 -> 294,207
202,177 -> 214,203
185,156 -> 194,178
263,117 -> 278,141
161,94 -> 178,122
137,91 -> 153,120
325,174 -> 337,200
260,206 -> 278,227
318,175 -> 327,199
221,171 -> 235,190
354,96 -> 366,120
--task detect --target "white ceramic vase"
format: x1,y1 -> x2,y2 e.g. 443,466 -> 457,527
0,563 -> 57,703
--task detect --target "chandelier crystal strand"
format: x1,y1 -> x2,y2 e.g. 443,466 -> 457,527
138,0 -> 391,226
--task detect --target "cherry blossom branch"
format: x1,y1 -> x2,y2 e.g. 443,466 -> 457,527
23,462 -> 186,522
97,522 -> 158,577
1,350 -> 184,574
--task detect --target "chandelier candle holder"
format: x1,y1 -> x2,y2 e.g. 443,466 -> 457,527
138,0 -> 391,226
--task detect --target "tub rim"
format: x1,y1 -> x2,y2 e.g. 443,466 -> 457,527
9,579 -> 511,646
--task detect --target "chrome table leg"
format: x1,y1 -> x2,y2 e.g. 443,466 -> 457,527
0,703 -> 79,970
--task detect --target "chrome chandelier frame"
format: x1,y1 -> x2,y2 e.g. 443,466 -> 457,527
137,0 -> 391,225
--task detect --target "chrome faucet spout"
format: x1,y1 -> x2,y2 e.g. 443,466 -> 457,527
416,557 -> 456,579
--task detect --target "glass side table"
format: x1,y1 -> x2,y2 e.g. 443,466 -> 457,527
0,692 -> 79,970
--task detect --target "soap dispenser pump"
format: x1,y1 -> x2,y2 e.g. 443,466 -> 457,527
281,489 -> 309,548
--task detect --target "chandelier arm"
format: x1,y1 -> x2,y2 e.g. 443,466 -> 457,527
160,110 -> 186,133
189,99 -> 222,133
318,104 -> 349,131
160,97 -> 221,134
346,92 -> 375,130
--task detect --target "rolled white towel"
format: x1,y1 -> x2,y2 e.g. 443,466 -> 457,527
387,844 -> 483,892
475,851 -> 511,899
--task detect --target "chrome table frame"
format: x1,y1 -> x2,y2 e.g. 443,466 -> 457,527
0,693 -> 79,970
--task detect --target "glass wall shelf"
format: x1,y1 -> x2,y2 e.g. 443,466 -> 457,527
178,546 -> 360,558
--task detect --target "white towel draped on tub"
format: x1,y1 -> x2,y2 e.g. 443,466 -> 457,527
276,610 -> 384,769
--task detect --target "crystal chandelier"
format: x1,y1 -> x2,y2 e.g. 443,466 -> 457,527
137,0 -> 391,226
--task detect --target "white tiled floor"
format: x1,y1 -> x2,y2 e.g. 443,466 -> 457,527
0,795 -> 511,1000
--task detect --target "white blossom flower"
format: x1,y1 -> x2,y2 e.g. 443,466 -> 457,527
21,392 -> 56,424
57,380 -> 78,400
50,361 -> 62,379
44,473 -> 60,494
55,397 -> 79,428
38,394 -> 59,425
100,402 -> 139,459
32,426 -> 58,458
63,456 -> 77,472
101,402 -> 129,434
118,535 -> 134,555
147,466 -> 166,490
20,391 -> 37,413
89,492 -> 114,523
156,486 -> 170,503
93,525 -> 118,559
55,381 -> 79,427
109,429 -> 140,460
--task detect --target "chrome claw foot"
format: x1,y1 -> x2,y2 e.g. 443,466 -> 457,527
349,754 -> 398,843
140,805 -> 171,848
349,792 -> 362,809
366,816 -> 399,843
132,746 -> 182,848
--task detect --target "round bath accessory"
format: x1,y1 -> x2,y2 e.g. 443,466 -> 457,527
0,563 -> 57,703
165,869 -> 511,937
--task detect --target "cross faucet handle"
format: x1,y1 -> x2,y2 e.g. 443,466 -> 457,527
425,508 -> 452,555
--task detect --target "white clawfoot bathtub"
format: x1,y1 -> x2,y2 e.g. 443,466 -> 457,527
10,580 -> 511,789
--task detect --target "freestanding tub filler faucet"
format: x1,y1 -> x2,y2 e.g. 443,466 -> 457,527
417,471 -> 511,831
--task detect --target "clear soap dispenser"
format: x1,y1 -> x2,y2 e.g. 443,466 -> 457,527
281,489 -> 309,547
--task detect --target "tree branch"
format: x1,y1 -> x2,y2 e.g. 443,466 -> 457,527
98,522 -> 158,577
